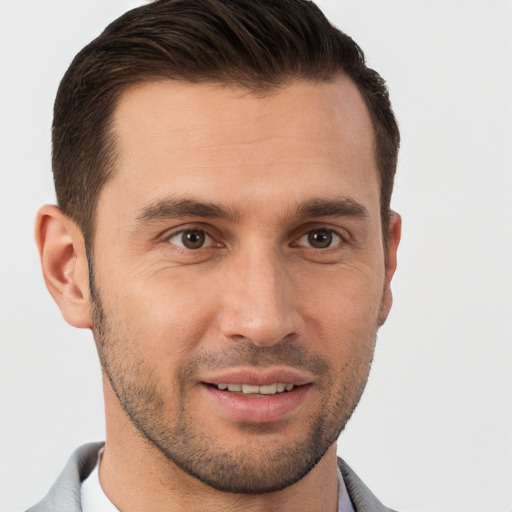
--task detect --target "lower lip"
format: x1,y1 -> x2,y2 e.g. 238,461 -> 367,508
202,384 -> 311,423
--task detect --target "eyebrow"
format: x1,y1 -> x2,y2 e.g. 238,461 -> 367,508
135,197 -> 240,224
295,198 -> 368,220
135,196 -> 368,225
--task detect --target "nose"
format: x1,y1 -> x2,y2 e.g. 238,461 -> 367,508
218,245 -> 302,347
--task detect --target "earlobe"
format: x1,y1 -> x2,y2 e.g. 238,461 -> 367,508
378,212 -> 402,326
35,205 -> 92,328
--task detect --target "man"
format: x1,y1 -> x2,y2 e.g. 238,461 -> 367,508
29,0 -> 401,510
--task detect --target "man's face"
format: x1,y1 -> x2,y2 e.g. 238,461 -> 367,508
90,78 -> 398,493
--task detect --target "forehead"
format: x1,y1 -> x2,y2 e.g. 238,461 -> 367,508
101,77 -> 378,222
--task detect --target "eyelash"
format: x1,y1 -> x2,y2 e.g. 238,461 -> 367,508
293,229 -> 344,250
166,228 -> 219,250
164,225 -> 347,251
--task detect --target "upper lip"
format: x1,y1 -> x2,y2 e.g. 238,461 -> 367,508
201,367 -> 315,387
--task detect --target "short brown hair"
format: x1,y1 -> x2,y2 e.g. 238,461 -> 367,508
52,0 -> 399,244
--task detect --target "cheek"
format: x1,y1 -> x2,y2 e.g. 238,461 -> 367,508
106,270 -> 219,359
302,263 -> 385,325
298,264 -> 384,358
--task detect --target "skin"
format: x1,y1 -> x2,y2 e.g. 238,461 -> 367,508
36,77 -> 401,512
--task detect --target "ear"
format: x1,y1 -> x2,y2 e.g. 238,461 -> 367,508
35,205 -> 92,328
378,212 -> 402,326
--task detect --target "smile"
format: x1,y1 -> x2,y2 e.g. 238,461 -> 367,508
215,383 -> 295,394
203,383 -> 310,423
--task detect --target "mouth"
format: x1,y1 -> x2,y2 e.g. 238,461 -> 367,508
200,368 -> 313,423
209,382 -> 296,395
202,366 -> 314,388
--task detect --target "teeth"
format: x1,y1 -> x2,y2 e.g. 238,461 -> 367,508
216,383 -> 295,394
259,383 -> 277,395
242,384 -> 260,394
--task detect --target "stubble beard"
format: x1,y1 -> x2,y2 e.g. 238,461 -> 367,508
90,289 -> 376,494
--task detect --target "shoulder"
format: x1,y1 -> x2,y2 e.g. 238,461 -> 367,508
26,442 -> 104,512
337,457 -> 398,512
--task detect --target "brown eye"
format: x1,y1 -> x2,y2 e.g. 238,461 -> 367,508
296,229 -> 342,249
308,230 -> 332,248
168,229 -> 212,249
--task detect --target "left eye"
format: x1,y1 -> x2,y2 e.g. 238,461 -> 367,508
295,229 -> 342,249
167,229 -> 214,249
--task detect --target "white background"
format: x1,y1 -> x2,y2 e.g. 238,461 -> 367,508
1,1 -> 511,511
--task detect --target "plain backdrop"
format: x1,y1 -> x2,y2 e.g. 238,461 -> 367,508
1,1 -> 511,511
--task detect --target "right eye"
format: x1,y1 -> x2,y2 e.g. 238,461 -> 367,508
167,229 -> 214,249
